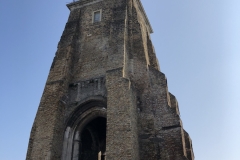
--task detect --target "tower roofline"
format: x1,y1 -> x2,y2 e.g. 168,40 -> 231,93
67,0 -> 104,11
66,0 -> 153,33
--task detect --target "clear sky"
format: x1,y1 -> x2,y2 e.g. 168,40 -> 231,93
0,0 -> 239,159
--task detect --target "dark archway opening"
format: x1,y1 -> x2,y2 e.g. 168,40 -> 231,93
80,117 -> 106,160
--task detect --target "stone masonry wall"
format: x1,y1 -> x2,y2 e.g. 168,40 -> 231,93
26,5 -> 81,159
106,68 -> 139,160
27,0 -> 194,159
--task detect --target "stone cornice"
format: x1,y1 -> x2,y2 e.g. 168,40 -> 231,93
67,0 -> 153,33
67,0 -> 103,11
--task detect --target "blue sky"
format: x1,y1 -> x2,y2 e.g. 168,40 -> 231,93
0,0 -> 239,159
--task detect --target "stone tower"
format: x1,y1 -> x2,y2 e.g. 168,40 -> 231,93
26,0 -> 194,160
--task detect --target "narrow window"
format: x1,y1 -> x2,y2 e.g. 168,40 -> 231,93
93,10 -> 101,23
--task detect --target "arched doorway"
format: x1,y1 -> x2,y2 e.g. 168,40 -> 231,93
79,117 -> 106,160
61,101 -> 107,160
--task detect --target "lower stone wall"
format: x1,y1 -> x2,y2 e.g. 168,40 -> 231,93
159,127 -> 187,160
136,67 -> 190,160
184,130 -> 194,160
26,81 -> 66,160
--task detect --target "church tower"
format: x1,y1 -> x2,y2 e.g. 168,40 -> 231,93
26,0 -> 194,159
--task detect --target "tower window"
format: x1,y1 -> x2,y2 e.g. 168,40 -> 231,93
93,10 -> 101,23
